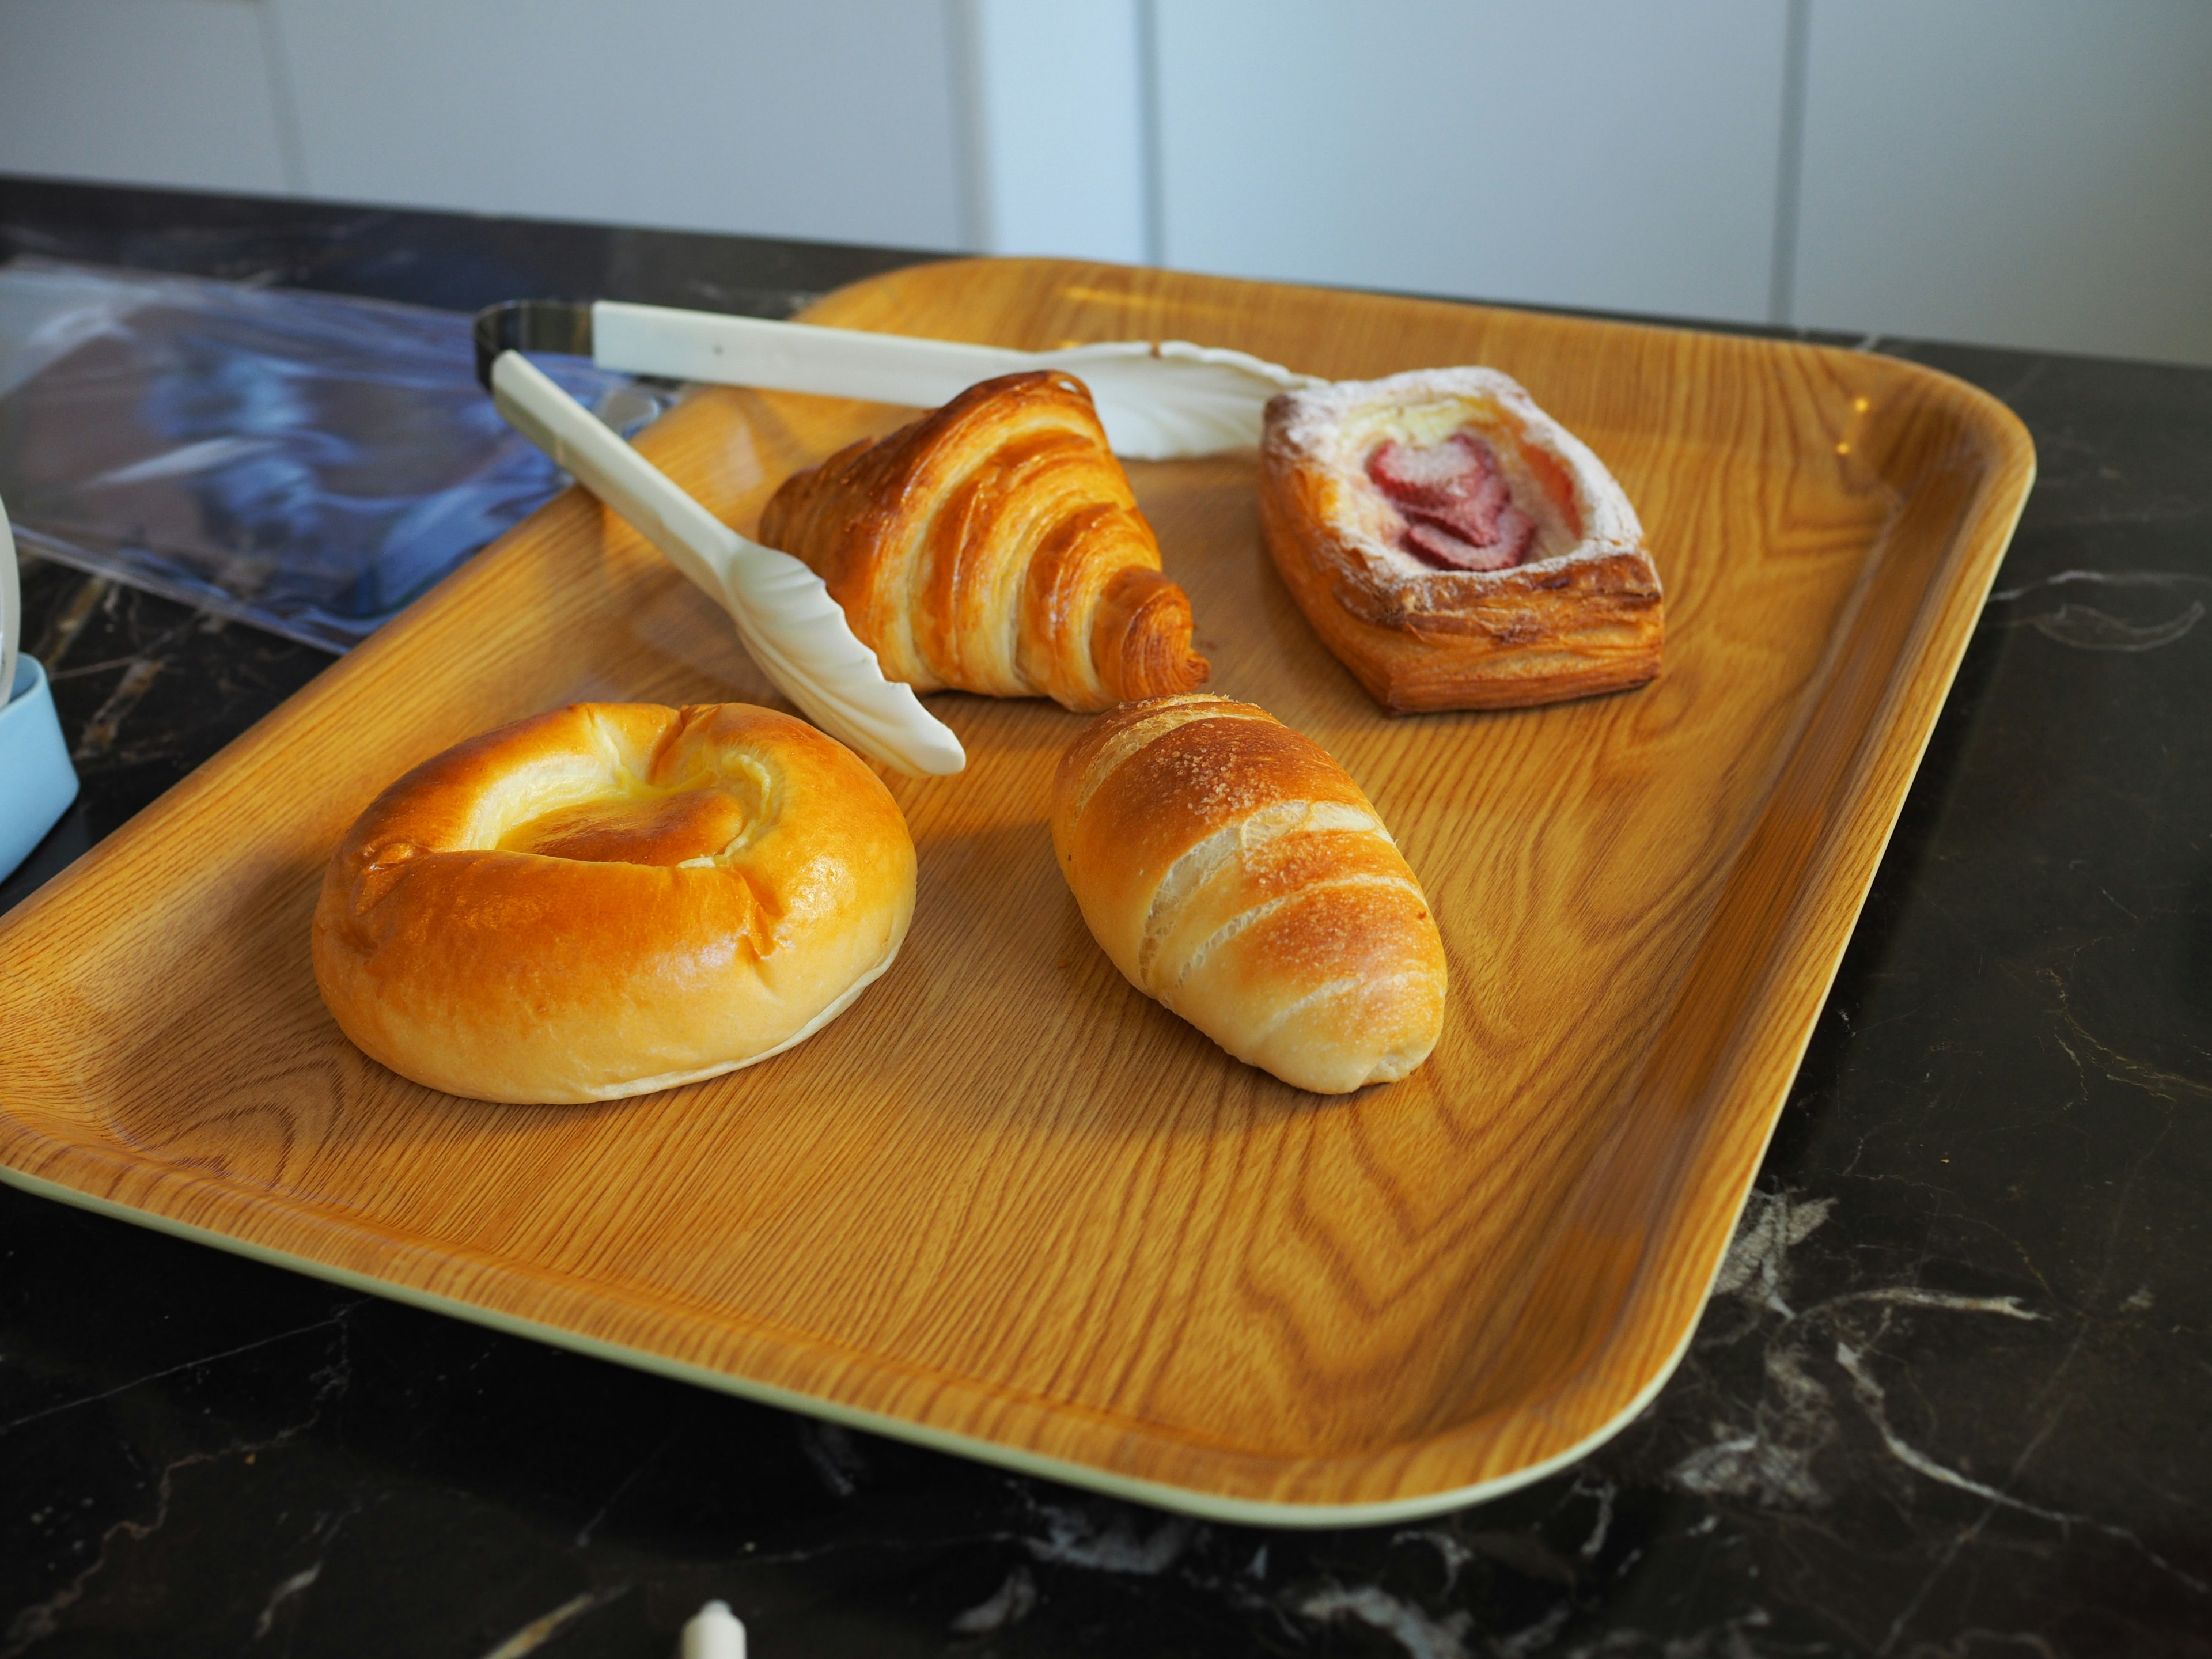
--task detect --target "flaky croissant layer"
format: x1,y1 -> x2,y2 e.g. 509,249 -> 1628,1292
1052,693 -> 1448,1094
759,370 -> 1209,713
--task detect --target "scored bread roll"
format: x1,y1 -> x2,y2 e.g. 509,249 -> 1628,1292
758,370 -> 1208,712
1051,693 -> 1446,1093
312,702 -> 915,1104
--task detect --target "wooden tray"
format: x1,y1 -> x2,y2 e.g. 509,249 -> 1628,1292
0,260 -> 2033,1522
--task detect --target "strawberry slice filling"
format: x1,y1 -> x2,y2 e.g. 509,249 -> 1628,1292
1366,432 -> 1538,571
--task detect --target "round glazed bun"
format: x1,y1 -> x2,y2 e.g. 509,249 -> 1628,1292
312,702 -> 915,1104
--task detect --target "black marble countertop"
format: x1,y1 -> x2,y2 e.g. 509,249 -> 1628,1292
2,176 -> 2207,1659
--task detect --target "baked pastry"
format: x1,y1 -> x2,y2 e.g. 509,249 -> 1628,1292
759,370 -> 1208,713
1260,368 -> 1661,713
1051,693 -> 1446,1093
312,702 -> 915,1104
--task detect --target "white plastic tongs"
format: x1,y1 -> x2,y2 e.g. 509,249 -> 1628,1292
474,298 -> 1321,776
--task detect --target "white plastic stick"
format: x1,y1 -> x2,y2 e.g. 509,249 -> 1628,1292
489,351 -> 964,777
590,301 -> 1323,461
597,302 -> 1035,412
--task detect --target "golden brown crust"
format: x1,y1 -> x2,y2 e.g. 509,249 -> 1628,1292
310,702 -> 915,1104
1051,693 -> 1446,1094
1090,565 -> 1206,704
759,370 -> 1207,712
1260,368 -> 1663,713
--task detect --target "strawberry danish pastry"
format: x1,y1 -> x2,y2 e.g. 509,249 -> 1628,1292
1260,368 -> 1662,713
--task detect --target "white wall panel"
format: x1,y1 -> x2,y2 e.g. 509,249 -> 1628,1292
0,0 -> 289,194
1152,0 -> 1790,325
964,0 -> 1146,263
7,2 -> 2210,365
1793,1 -> 2212,365
268,0 -> 970,251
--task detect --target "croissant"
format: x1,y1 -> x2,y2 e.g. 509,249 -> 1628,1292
1051,693 -> 1446,1093
1260,367 -> 1662,712
758,370 -> 1209,713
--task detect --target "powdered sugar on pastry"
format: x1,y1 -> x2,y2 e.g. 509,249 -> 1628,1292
1265,367 -> 1642,584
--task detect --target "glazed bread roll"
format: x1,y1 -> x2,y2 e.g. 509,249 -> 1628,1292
1051,694 -> 1446,1093
759,369 -> 1208,713
1262,368 -> 1662,713
312,702 -> 915,1104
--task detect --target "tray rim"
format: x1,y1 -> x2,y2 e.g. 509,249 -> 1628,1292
0,1158 -> 1686,1525
0,257 -> 2038,1523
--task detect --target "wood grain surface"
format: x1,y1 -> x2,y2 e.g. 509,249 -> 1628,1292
0,259 -> 2035,1519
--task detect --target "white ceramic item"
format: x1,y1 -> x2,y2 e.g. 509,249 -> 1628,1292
487,352 -> 965,778
0,495 -> 82,882
679,1600 -> 745,1659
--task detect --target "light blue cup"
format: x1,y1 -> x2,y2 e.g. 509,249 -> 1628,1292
1,653 -> 80,883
